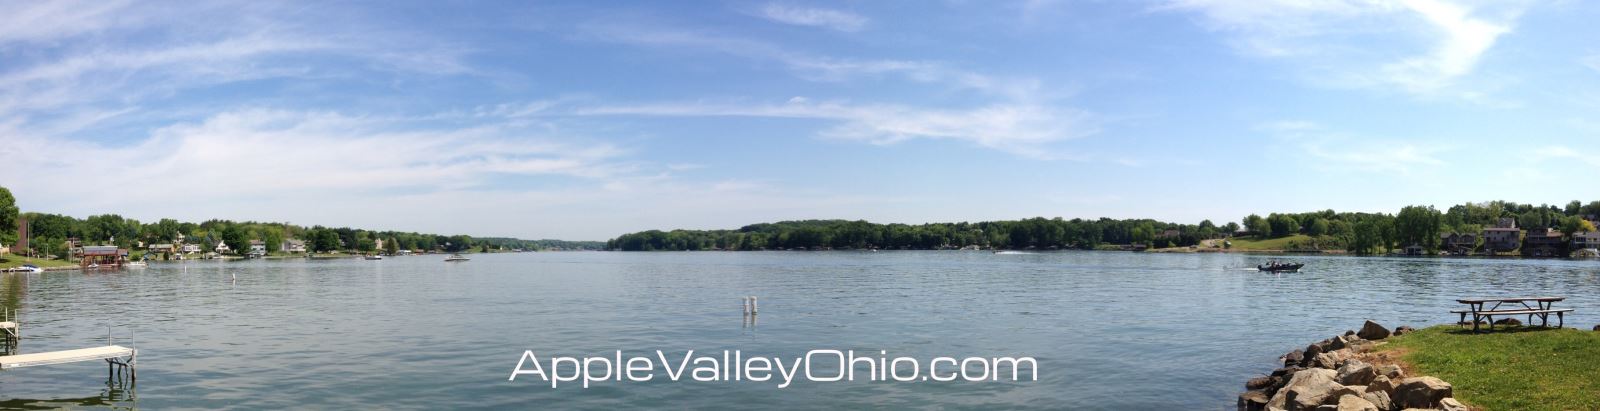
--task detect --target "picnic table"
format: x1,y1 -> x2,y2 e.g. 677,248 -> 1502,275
1452,296 -> 1573,332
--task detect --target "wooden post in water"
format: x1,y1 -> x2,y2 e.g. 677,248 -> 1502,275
749,296 -> 758,315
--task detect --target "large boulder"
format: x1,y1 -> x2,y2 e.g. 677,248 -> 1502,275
1326,336 -> 1347,351
1284,349 -> 1305,367
1336,394 -> 1379,411
1248,376 -> 1276,390
1269,368 -> 1342,411
1377,364 -> 1403,379
1366,375 -> 1395,396
1336,361 -> 1378,386
1592,324 -> 1599,331
1357,320 -> 1391,340
1312,349 -> 1352,369
1394,376 -> 1453,409
1440,397 -> 1469,411
1393,325 -> 1414,336
1238,390 -> 1269,411
1360,390 -> 1392,411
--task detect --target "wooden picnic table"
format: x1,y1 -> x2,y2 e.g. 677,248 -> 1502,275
1452,296 -> 1572,332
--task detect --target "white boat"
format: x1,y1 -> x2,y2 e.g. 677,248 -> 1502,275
444,254 -> 470,262
364,255 -> 383,260
124,260 -> 148,268
16,265 -> 43,273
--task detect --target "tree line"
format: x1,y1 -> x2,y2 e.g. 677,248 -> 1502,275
0,186 -> 604,259
608,200 -> 1600,253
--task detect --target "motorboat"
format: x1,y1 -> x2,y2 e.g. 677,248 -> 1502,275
364,255 -> 384,260
444,254 -> 470,262
1257,261 -> 1304,272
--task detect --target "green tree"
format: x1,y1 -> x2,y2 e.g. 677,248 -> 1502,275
1307,218 -> 1330,236
311,229 -> 341,253
263,228 -> 284,253
385,237 -> 399,255
221,225 -> 249,255
1243,214 -> 1267,236
0,187 -> 16,244
1267,214 -> 1299,238
1395,205 -> 1443,252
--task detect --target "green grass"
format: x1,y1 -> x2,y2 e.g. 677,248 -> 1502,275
0,255 -> 77,269
1224,234 -> 1315,250
1377,325 -> 1600,410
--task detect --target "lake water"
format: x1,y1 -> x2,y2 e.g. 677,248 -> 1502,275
2,251 -> 1599,409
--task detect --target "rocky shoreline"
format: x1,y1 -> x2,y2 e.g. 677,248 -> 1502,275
1239,320 -> 1467,411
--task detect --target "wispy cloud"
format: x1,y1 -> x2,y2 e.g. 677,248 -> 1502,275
1257,120 -> 1449,174
580,24 -> 1041,99
757,3 -> 868,32
1162,0 -> 1529,98
578,99 -> 1096,159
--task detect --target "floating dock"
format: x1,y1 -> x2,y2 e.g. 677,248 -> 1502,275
0,345 -> 135,370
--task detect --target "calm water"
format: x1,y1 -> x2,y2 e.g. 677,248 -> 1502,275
2,251 -> 1599,409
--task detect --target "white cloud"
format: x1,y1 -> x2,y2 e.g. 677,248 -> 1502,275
580,25 -> 1041,99
578,99 -> 1095,159
1258,120 -> 1449,174
757,3 -> 868,32
1163,0 -> 1528,97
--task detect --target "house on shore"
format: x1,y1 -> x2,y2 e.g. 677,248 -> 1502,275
1481,218 -> 1521,254
283,239 -> 306,253
147,243 -> 175,257
181,243 -> 201,254
1572,232 -> 1600,257
1521,228 -> 1565,257
214,241 -> 231,254
80,245 -> 128,267
1441,232 -> 1477,255
248,240 -> 267,256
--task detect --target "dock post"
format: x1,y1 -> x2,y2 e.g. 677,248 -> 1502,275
749,296 -> 758,315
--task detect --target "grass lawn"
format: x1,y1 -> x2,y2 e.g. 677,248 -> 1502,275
1224,234 -> 1316,251
0,255 -> 78,269
1376,325 -> 1600,410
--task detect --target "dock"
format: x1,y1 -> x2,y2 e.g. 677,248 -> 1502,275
0,345 -> 135,369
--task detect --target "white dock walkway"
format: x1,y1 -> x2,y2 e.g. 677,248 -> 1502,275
0,345 -> 135,369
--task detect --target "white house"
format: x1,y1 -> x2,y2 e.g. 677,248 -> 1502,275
283,239 -> 307,253
249,240 -> 266,255
181,243 -> 201,254
214,240 -> 231,253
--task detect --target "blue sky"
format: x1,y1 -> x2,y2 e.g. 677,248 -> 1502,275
2,0 -> 1598,240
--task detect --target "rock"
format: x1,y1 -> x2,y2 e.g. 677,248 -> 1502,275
1336,361 -> 1377,386
1357,320 -> 1391,340
1345,330 -> 1356,336
1336,394 -> 1379,411
1305,343 -> 1324,358
1324,386 -> 1363,404
1361,390 -> 1392,411
1393,325 -> 1414,336
1346,339 -> 1375,353
1394,377 -> 1453,409
1377,364 -> 1403,379
1327,336 -> 1347,351
1366,375 -> 1395,396
1273,366 -> 1304,377
1312,349 -> 1351,369
1494,317 -> 1522,326
1592,324 -> 1599,331
1270,368 -> 1341,411
1248,376 -> 1276,390
1239,390 -> 1270,411
1284,350 -> 1305,367
1315,405 -> 1337,411
1440,397 -> 1468,411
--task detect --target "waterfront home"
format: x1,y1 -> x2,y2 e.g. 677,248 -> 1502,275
181,243 -> 201,253
249,240 -> 266,255
1441,232 -> 1477,255
1573,232 -> 1600,254
1403,244 -> 1425,255
214,241 -> 231,253
80,245 -> 128,267
1481,218 -> 1521,253
283,239 -> 306,253
1521,228 -> 1565,257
